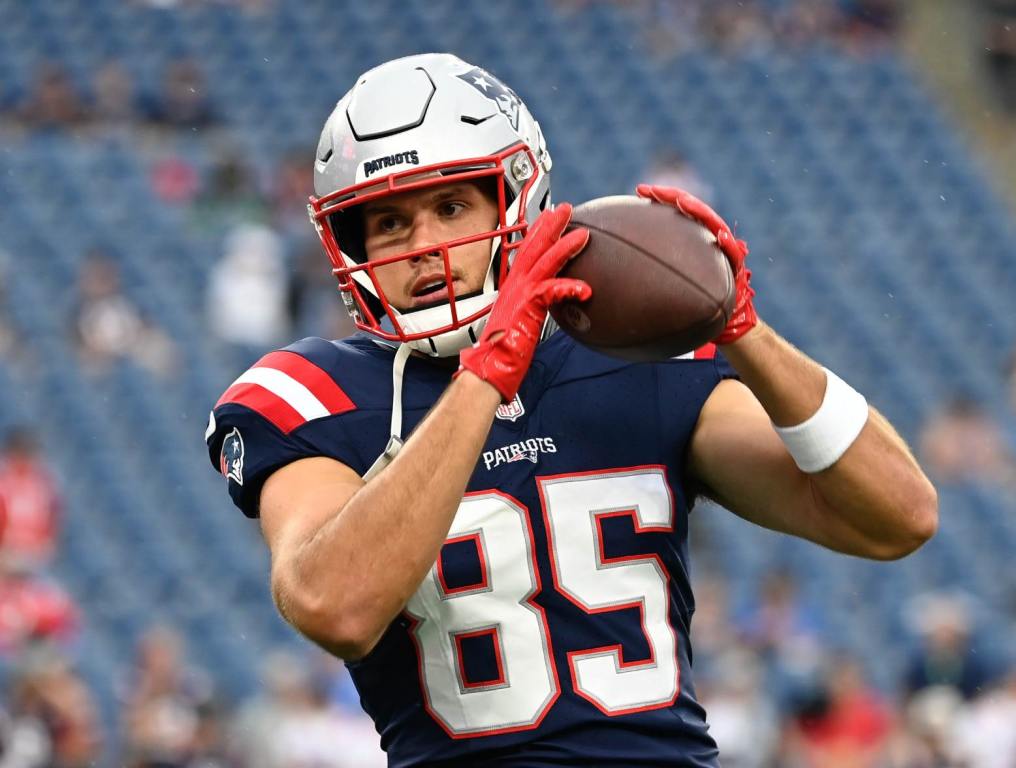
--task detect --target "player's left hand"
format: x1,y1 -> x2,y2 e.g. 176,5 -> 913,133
457,204 -> 591,401
636,183 -> 757,344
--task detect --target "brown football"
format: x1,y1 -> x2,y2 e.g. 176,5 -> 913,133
550,195 -> 735,361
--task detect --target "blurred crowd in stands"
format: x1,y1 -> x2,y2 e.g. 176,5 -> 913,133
559,0 -> 901,55
0,53 -> 352,375
4,525 -> 1013,766
1,57 -> 218,135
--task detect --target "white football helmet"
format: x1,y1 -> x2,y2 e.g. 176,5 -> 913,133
309,53 -> 552,357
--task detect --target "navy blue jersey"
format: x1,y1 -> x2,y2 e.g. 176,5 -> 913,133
206,331 -> 737,767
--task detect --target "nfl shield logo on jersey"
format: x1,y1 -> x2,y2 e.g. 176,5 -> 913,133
220,427 -> 245,486
495,394 -> 525,422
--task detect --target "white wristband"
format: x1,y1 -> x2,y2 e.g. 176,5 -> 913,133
773,367 -> 869,473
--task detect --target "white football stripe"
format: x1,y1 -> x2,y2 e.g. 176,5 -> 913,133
231,367 -> 330,421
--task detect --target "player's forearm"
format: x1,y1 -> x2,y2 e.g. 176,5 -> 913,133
722,322 -> 938,559
286,371 -> 501,657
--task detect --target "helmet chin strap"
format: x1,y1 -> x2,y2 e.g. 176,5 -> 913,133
360,314 -> 557,484
362,342 -> 412,481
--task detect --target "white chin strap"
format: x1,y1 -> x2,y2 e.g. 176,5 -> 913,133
361,313 -> 559,483
362,342 -> 412,482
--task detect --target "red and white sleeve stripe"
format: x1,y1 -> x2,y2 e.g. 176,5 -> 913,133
673,343 -> 717,361
215,351 -> 356,434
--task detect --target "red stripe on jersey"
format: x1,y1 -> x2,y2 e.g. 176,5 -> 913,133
217,382 -> 306,434
693,343 -> 717,360
254,351 -> 356,414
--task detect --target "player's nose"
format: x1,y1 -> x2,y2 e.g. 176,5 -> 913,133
407,213 -> 444,261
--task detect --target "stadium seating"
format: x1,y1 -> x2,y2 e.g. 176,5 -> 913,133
0,0 -> 1013,733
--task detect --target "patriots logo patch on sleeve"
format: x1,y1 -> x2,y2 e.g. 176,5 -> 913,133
220,427 -> 245,486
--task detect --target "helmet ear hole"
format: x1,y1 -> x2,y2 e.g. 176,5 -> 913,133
329,208 -> 367,264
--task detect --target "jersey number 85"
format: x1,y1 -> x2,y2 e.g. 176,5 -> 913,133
405,467 -> 680,738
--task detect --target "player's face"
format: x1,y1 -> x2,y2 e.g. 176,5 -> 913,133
362,181 -> 498,312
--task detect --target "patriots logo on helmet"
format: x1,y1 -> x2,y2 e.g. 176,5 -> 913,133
220,427 -> 245,486
457,66 -> 521,130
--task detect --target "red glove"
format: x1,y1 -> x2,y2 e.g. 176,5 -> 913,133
636,184 -> 757,344
458,204 -> 590,401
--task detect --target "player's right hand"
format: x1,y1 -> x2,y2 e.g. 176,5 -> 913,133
457,204 -> 590,402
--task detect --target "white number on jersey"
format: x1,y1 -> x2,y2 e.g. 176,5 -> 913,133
406,469 -> 679,737
540,468 -> 679,714
405,491 -> 558,737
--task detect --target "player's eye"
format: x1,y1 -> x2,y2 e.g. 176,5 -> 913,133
438,201 -> 467,218
374,215 -> 404,234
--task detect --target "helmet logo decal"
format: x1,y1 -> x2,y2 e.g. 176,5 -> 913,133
363,150 -> 420,178
457,67 -> 521,131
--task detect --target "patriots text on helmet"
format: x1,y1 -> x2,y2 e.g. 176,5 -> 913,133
363,150 -> 420,178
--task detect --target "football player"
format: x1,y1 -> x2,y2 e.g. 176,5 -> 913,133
206,54 -> 936,766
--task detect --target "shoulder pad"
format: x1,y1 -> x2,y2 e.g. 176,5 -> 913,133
215,338 -> 357,435
206,338 -> 369,518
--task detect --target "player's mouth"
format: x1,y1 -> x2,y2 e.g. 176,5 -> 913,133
409,273 -> 462,309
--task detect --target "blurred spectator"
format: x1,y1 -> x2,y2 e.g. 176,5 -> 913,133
686,574 -> 741,684
954,664 -> 1016,767
919,395 -> 1014,484
639,149 -> 713,203
984,0 -> 1016,113
0,560 -> 78,656
271,147 -> 315,243
88,60 -> 140,129
886,685 -> 966,767
119,625 -> 219,768
0,427 -> 60,571
230,649 -> 384,768
1007,347 -> 1016,416
207,223 -> 291,362
903,592 -> 994,701
697,647 -> 779,767
134,0 -> 271,9
228,650 -> 302,768
15,63 -> 89,131
611,0 -> 902,57
839,0 -> 903,47
739,569 -> 824,664
700,1 -> 771,53
639,0 -> 708,57
189,153 -> 268,233
0,251 -> 20,360
780,655 -> 894,767
737,569 -> 828,717
310,650 -> 371,718
6,647 -> 102,767
772,1 -> 843,47
150,155 -> 201,206
72,250 -> 176,376
289,239 -> 357,341
142,59 -> 218,130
